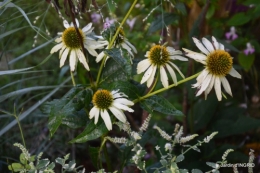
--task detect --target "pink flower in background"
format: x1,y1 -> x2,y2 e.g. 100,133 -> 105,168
104,17 -> 115,29
244,42 -> 255,55
225,26 -> 238,41
126,17 -> 137,30
91,12 -> 101,23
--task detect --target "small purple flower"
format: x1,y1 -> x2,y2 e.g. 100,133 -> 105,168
225,26 -> 238,41
126,17 -> 137,30
244,42 -> 255,55
103,17 -> 115,29
91,12 -> 101,23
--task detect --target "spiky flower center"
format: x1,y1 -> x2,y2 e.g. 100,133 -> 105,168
114,28 -> 125,45
62,27 -> 84,49
148,45 -> 170,66
206,50 -> 233,76
92,90 -> 113,110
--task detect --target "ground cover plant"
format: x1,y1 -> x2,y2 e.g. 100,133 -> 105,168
0,0 -> 260,172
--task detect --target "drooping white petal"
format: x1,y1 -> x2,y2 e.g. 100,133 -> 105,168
144,51 -> 150,57
60,48 -> 69,67
214,77 -> 222,101
59,45 -> 67,58
76,49 -> 90,71
75,19 -> 79,27
160,66 -> 169,88
82,23 -> 92,33
69,50 -> 77,71
140,65 -> 154,84
86,46 -> 98,56
229,68 -> 241,78
202,37 -> 214,52
101,110 -> 112,130
169,55 -> 188,61
182,48 -> 207,64
212,36 -> 219,50
112,102 -> 134,112
220,77 -> 232,96
121,42 -> 134,57
124,40 -> 137,53
137,59 -> 151,74
50,43 -> 63,53
166,63 -> 177,85
168,61 -> 185,79
192,37 -> 210,55
146,65 -> 156,87
204,75 -> 215,99
196,73 -> 212,96
89,107 -> 97,119
113,98 -> 134,106
109,107 -> 126,123
96,51 -> 106,63
63,20 -> 70,28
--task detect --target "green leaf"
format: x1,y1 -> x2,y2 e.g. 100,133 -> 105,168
227,13 -> 251,26
206,162 -> 219,168
140,95 -> 183,116
88,146 -> 99,168
238,53 -> 255,71
47,162 -> 55,169
179,169 -> 189,173
36,159 -> 50,169
206,4 -> 215,19
192,169 -> 203,173
191,95 -> 218,132
175,2 -> 187,15
19,153 -> 27,164
148,13 -> 179,34
69,120 -> 108,143
175,154 -> 184,163
47,87 -> 92,137
8,163 -> 24,172
160,159 -> 167,166
55,157 -> 64,166
100,48 -> 132,84
100,80 -> 145,100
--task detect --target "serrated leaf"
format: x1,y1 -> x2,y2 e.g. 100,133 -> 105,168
227,12 -> 251,26
68,160 -> 76,169
69,120 -> 108,143
47,87 -> 92,137
192,169 -> 203,173
175,154 -> 184,163
148,13 -> 179,34
29,155 -> 36,162
101,48 -> 132,84
88,146 -> 99,168
206,162 -> 219,168
37,159 -> 50,169
140,95 -> 183,116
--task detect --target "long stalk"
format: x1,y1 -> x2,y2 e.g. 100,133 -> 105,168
133,72 -> 200,103
96,0 -> 139,85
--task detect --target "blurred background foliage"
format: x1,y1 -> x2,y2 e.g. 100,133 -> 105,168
0,0 -> 259,172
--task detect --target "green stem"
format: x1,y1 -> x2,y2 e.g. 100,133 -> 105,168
98,136 -> 109,169
96,0 -> 139,85
70,71 -> 76,86
13,106 -> 26,148
133,72 -> 200,103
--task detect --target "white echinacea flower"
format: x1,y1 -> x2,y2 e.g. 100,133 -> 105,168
50,19 -> 107,71
183,36 -> 241,101
96,27 -> 137,63
89,89 -> 134,130
137,45 -> 188,88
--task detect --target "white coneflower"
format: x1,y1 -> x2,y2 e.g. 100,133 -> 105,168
50,19 -> 107,71
96,27 -> 137,63
137,45 -> 187,88
183,36 -> 241,101
89,89 -> 134,130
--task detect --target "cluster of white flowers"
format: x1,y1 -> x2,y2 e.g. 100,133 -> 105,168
153,125 -> 172,141
204,132 -> 218,143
